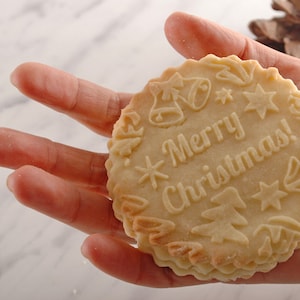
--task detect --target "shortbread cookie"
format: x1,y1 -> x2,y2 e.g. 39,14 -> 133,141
106,54 -> 300,281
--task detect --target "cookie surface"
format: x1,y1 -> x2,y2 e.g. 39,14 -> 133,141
106,54 -> 300,281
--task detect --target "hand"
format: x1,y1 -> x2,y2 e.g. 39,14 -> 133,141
4,12 -> 300,287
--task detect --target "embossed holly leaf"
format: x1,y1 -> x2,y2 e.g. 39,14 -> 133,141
133,216 -> 176,245
191,187 -> 249,246
167,241 -> 207,264
255,216 -> 300,243
120,194 -> 149,216
109,110 -> 144,157
288,91 -> 300,119
203,55 -> 255,86
109,137 -> 142,157
115,110 -> 143,137
284,156 -> 300,192
254,216 -> 300,257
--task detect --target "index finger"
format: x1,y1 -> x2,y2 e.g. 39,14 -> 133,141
165,12 -> 300,88
11,62 -> 132,136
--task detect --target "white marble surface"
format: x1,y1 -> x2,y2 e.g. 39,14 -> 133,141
1,0 -> 299,299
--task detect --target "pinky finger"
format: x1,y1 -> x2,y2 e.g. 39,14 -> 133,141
81,233 -> 203,288
81,234 -> 300,286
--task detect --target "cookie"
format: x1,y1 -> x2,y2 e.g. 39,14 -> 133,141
105,54 -> 300,281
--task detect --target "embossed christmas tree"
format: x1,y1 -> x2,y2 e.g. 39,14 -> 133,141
191,187 -> 249,246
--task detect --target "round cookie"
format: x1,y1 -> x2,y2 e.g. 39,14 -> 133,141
105,54 -> 300,281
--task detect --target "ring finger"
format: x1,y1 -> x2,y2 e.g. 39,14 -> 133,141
0,127 -> 108,193
7,165 -> 127,238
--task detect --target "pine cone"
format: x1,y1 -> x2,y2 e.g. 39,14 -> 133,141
249,0 -> 300,57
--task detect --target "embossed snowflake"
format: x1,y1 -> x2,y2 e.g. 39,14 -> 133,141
135,156 -> 169,190
215,88 -> 233,104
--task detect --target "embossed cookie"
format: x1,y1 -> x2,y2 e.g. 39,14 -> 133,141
105,54 -> 300,281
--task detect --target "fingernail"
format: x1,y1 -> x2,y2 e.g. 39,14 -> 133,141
6,172 -> 16,193
10,69 -> 19,87
81,241 -> 90,259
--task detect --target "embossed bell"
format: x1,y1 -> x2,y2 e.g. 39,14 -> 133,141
148,72 -> 211,127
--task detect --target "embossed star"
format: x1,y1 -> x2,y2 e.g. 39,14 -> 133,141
135,156 -> 169,190
215,88 -> 233,104
243,84 -> 278,119
252,181 -> 287,211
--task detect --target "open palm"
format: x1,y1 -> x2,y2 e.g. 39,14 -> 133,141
4,12 -> 300,287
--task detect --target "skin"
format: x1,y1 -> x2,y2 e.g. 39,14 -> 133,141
3,12 -> 300,287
